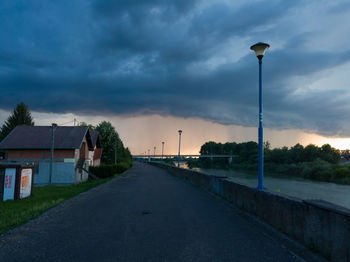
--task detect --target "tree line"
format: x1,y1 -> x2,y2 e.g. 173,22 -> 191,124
188,141 -> 350,184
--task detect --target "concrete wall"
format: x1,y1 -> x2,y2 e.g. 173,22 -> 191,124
150,162 -> 350,262
35,162 -> 75,185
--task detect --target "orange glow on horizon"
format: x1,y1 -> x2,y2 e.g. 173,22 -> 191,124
27,111 -> 350,154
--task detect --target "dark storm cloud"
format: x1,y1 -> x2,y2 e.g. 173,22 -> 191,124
1,0 -> 350,136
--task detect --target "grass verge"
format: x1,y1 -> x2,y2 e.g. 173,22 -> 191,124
0,176 -> 113,235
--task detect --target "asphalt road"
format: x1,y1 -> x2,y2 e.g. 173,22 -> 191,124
0,162 -> 325,262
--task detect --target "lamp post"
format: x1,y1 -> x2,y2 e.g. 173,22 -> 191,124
148,149 -> 150,162
49,123 -> 58,184
177,130 -> 182,168
154,146 -> 156,158
250,42 -> 270,190
161,142 -> 165,162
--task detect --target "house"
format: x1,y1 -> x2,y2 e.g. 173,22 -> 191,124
0,125 -> 102,185
89,130 -> 102,166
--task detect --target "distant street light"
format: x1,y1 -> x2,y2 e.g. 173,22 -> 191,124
154,146 -> 156,157
250,42 -> 270,190
178,130 -> 182,168
148,149 -> 150,162
162,142 -> 165,162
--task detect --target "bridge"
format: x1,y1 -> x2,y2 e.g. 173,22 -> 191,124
132,154 -> 237,159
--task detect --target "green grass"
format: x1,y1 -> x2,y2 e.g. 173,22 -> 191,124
0,177 -> 113,235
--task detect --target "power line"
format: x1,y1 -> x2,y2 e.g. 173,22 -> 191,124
58,119 -> 75,126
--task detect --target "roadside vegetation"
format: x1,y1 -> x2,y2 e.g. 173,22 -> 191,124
0,102 -> 34,142
187,141 -> 350,184
88,121 -> 133,178
0,176 -> 115,235
89,162 -> 131,178
150,158 -> 176,166
94,121 -> 132,166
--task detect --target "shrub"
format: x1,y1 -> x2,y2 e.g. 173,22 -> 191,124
115,162 -> 132,173
300,159 -> 332,181
332,166 -> 350,180
89,162 -> 132,178
164,158 -> 176,166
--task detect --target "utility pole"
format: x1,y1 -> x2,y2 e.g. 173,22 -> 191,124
114,139 -> 117,164
49,123 -> 57,184
162,142 -> 165,162
178,130 -> 182,168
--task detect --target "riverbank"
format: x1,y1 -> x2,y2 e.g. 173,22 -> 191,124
190,141 -> 350,185
187,159 -> 350,185
190,167 -> 350,210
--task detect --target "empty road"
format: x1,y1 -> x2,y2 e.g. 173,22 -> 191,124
0,162 -> 324,262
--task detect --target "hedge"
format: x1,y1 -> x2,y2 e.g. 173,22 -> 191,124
89,162 -> 132,178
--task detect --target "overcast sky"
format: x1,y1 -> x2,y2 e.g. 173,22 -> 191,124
1,0 -> 350,153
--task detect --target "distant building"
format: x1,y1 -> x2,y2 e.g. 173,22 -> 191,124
89,130 -> 102,166
0,126 -> 102,185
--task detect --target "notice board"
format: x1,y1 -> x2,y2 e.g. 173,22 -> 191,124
3,168 -> 16,201
20,168 -> 32,199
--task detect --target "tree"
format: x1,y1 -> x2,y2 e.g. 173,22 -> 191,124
79,122 -> 95,131
303,144 -> 321,162
95,121 -> 131,165
289,143 -> 304,163
0,102 -> 34,141
320,144 -> 341,164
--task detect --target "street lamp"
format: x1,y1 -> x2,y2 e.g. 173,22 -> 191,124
162,142 -> 165,162
178,130 -> 182,168
148,149 -> 150,162
250,42 -> 270,190
154,146 -> 156,157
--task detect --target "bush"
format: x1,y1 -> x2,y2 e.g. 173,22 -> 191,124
300,159 -> 332,181
89,162 -> 132,178
332,166 -> 350,180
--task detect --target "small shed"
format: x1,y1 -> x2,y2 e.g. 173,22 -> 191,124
0,126 -> 96,185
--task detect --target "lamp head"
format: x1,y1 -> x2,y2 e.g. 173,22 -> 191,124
250,42 -> 270,60
178,130 -> 182,135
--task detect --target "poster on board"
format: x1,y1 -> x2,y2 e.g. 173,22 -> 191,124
20,168 -> 32,199
3,168 -> 16,201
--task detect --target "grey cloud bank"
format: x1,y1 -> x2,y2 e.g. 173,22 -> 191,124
1,0 -> 350,136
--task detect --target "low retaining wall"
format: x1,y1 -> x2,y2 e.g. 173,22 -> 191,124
150,162 -> 350,262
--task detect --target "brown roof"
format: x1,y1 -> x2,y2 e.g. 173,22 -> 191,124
0,125 -> 93,150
